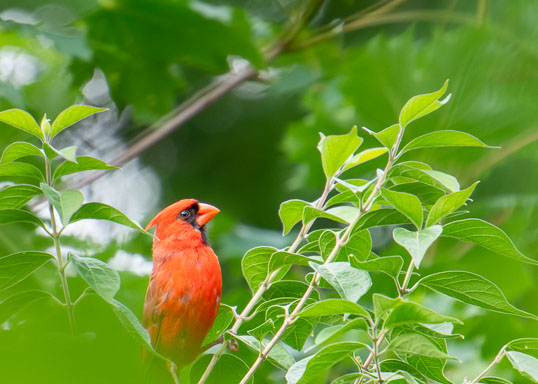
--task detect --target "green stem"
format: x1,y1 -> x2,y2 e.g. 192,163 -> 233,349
399,261 -> 415,296
470,345 -> 506,384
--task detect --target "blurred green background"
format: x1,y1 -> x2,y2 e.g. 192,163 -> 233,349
0,0 -> 537,383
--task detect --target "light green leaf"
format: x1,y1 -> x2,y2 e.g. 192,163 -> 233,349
0,109 -> 42,139
343,147 -> 388,171
51,105 -> 108,138
385,301 -> 462,329
506,351 -> 538,382
190,353 -> 250,384
286,342 -> 367,384
381,188 -> 423,229
319,126 -> 363,178
426,182 -> 478,226
43,143 -> 78,163
388,333 -> 457,360
279,199 -> 309,235
402,130 -> 492,153
330,374 -> 361,384
405,355 -> 454,384
234,334 -> 295,370
391,181 -> 445,205
0,209 -> 47,230
303,206 -> 349,225
241,246 -> 276,293
40,183 -> 84,226
399,80 -> 450,129
0,162 -> 44,181
284,317 -> 316,351
0,142 -> 43,164
69,253 -> 120,302
380,360 -> 428,383
354,209 -> 409,231
263,280 -> 319,301
340,229 -> 372,262
373,294 -> 401,319
312,318 -> 369,351
70,202 -> 145,232
204,303 -> 234,345
393,225 -> 442,268
367,124 -> 400,150
0,185 -> 41,209
419,271 -> 537,319
53,156 -> 118,180
506,338 -> 538,359
391,164 -> 460,192
309,261 -> 372,302
295,298 -> 371,320
478,377 -> 513,384
422,170 -> 460,192
0,290 -> 53,323
442,218 -> 538,265
268,251 -> 319,274
350,255 -> 403,280
248,318 -> 275,341
326,206 -> 360,224
0,251 -> 53,291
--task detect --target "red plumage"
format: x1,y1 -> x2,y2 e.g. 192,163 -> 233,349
143,199 -> 222,371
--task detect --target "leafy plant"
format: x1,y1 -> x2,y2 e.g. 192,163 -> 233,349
194,81 -> 538,384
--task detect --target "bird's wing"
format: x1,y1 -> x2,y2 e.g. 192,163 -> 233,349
142,277 -> 165,354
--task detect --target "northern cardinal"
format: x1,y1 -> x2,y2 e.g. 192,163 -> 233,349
143,199 -> 221,375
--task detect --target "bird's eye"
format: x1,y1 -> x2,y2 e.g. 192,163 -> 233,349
179,210 -> 190,218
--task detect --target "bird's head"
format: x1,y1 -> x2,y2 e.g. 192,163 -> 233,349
145,199 -> 220,242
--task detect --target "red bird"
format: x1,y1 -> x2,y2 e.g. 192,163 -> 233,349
143,199 -> 222,375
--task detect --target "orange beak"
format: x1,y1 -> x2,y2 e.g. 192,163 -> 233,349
196,203 -> 220,227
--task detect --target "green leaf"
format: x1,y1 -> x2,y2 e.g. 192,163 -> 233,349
0,290 -> 53,323
43,143 -> 78,163
381,188 -> 423,229
391,182 -> 445,205
0,185 -> 41,209
442,218 -> 538,265
478,377 -> 513,384
248,318 -> 275,341
399,80 -> 450,129
309,262 -> 371,302
241,246 -> 276,293
40,183 -> 84,226
268,251 -> 319,274
0,162 -> 44,181
312,318 -> 369,351
426,182 -> 478,226
51,105 -> 107,138
69,253 -> 120,302
204,304 -> 234,345
380,360 -> 428,383
285,342 -> 367,384
367,124 -> 400,150
190,353 -> 250,384
303,206 -> 349,226
279,199 -> 309,235
0,109 -> 42,139
330,374 -> 361,384
354,209 -> 410,231
0,252 -> 53,291
402,130 -> 491,153
390,164 -> 460,193
283,318 -> 315,350
0,209 -> 47,230
506,338 -> 538,359
340,230 -> 372,262
319,126 -> 363,178
506,351 -> 538,382
53,156 -> 118,180
295,298 -> 371,320
404,356 -> 453,384
419,271 -> 537,319
325,206 -> 361,224
422,170 -> 460,193
343,147 -> 388,171
388,333 -> 456,360
0,142 -> 43,163
373,294 -> 401,319
264,280 -> 319,301
350,255 -> 403,280
385,301 -> 462,329
393,225 -> 442,268
234,334 -> 295,370
70,202 -> 145,231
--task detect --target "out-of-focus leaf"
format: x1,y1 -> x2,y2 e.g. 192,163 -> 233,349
309,261 -> 371,302
0,209 -> 47,230
401,130 -> 491,153
204,304 -> 234,345
506,351 -> 538,382
343,147 -> 388,171
295,298 -> 370,319
51,105 -> 107,138
40,183 -> 84,226
0,290 -> 53,323
69,253 -> 120,302
0,109 -> 42,139
0,252 -> 53,291
426,182 -> 478,226
234,334 -> 295,370
53,156 -> 118,180
0,162 -> 44,181
190,353 -> 250,384
384,301 -> 462,329
70,202 -> 145,232
388,333 -> 456,360
285,342 -> 368,384
279,199 -> 309,235
241,246 -> 276,293
393,225 -> 442,268
0,185 -> 41,209
419,271 -> 537,319
381,188 -> 423,229
399,80 -> 450,129
319,126 -> 363,178
442,219 -> 538,265
0,142 -> 43,163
